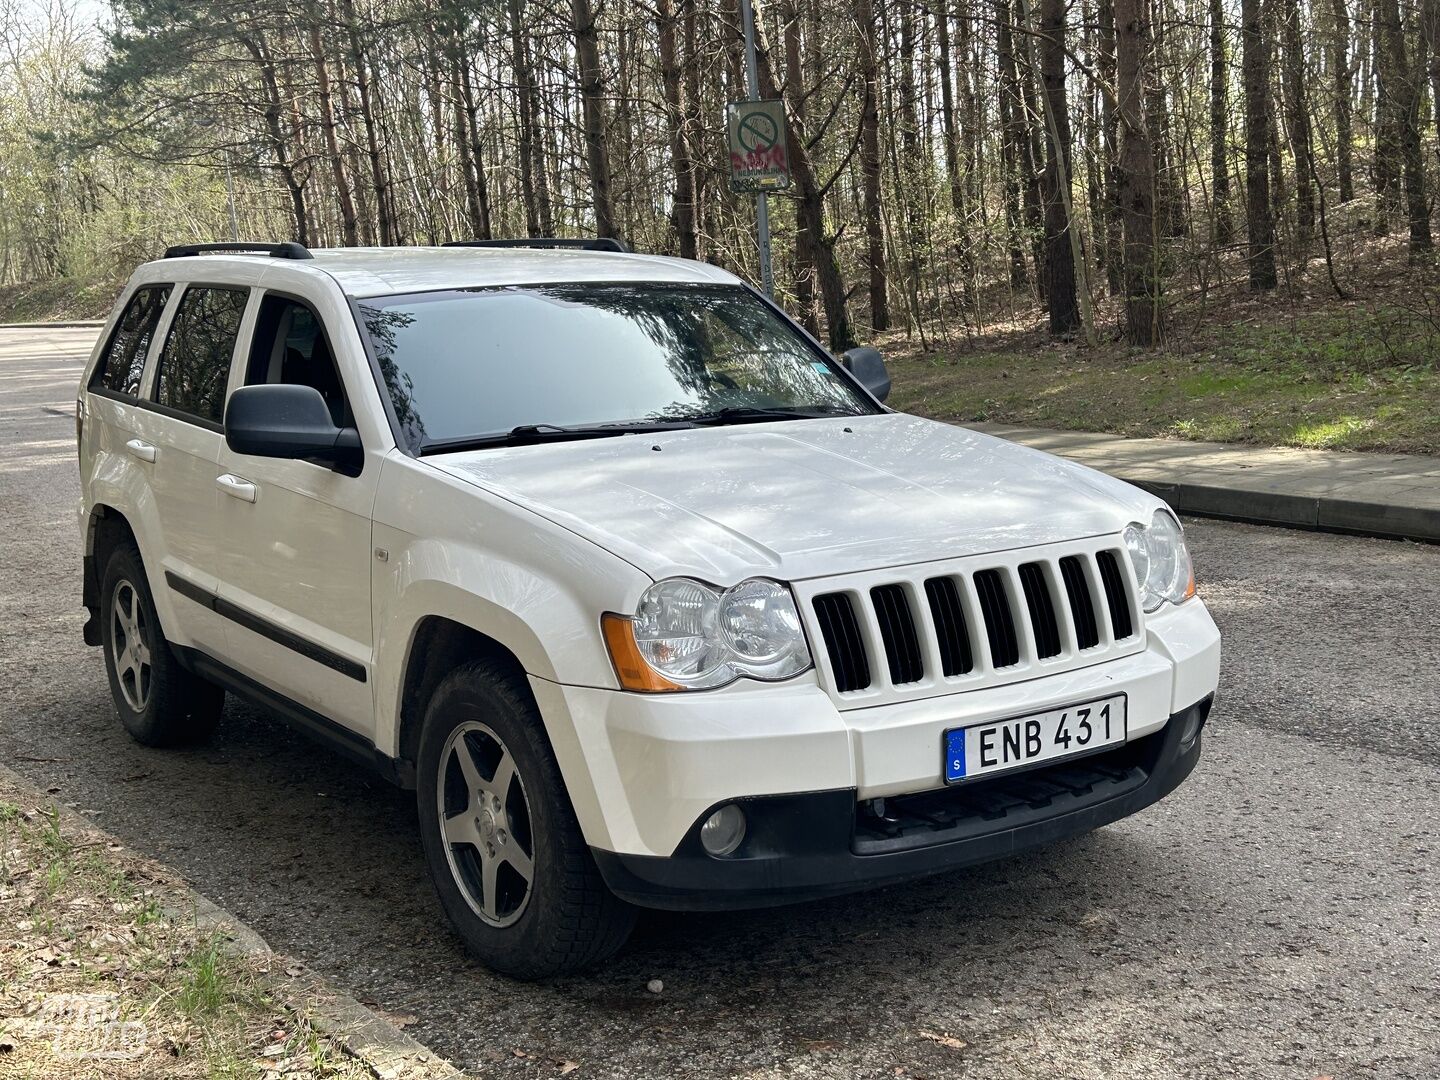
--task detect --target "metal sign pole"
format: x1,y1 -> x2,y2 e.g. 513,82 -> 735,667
738,0 -> 774,298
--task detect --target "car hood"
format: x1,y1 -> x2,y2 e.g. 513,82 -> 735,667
426,413 -> 1161,582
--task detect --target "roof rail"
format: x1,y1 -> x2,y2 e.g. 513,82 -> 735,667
443,237 -> 632,254
163,242 -> 314,261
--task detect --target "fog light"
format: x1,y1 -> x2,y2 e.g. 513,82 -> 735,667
1179,708 -> 1202,749
700,804 -> 746,856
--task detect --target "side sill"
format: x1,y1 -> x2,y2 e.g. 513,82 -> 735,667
172,645 -> 414,789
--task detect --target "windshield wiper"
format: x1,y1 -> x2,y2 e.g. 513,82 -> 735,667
688,404 -> 858,426
418,419 -> 696,455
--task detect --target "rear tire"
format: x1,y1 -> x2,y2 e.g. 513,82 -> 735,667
99,541 -> 224,747
416,658 -> 635,979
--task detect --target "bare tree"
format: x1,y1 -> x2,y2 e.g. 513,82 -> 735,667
1242,0 -> 1278,289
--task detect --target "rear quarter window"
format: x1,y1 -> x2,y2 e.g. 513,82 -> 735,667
152,286 -> 249,425
91,285 -> 172,397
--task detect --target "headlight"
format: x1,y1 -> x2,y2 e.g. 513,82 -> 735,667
1123,510 -> 1196,612
605,577 -> 811,691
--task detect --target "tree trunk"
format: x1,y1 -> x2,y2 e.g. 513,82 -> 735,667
1034,0 -> 1081,334
896,0 -> 925,293
1279,0 -> 1315,245
1209,0 -> 1232,242
1017,5 -> 1050,299
450,47 -> 485,240
1330,0 -> 1355,202
782,0 -> 818,335
935,1 -> 968,257
571,0 -> 617,239
1116,0 -> 1163,344
754,27 -> 856,351
1427,0 -> 1440,153
996,0 -> 1031,287
241,34 -> 310,246
1097,0 -> 1123,291
1373,2 -> 1400,233
681,1 -> 704,258
338,0 -> 392,245
856,0 -> 889,330
1377,0 -> 1433,252
458,44 -> 493,240
309,22 -> 359,246
656,0 -> 698,259
509,0 -> 552,236
1241,0 -> 1278,288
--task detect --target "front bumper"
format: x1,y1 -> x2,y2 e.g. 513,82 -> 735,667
593,695 -> 1209,910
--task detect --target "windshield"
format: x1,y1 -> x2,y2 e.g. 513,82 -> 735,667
356,283 -> 876,453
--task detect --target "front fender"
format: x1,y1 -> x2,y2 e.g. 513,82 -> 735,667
370,453 -> 654,758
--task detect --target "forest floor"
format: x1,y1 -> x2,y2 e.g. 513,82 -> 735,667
0,773 -> 371,1079
887,232 -> 1440,455
0,275 -> 123,324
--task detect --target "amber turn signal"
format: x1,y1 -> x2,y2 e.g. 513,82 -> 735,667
601,613 -> 683,692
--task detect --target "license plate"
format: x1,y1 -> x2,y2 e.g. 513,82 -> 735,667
943,694 -> 1127,784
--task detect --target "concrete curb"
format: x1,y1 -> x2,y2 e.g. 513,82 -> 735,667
1121,479 -> 1440,544
969,423 -> 1440,545
0,762 -> 469,1080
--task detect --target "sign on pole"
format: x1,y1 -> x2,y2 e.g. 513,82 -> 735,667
726,100 -> 791,194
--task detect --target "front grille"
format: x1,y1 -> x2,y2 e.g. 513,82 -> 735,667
974,568 -> 1020,668
806,541 -> 1140,704
812,592 -> 871,693
924,576 -> 973,676
1095,551 -> 1134,639
1019,562 -> 1061,659
870,584 -> 924,685
1060,554 -> 1100,650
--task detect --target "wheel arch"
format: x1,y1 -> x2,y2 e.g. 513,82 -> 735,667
394,616 -> 531,773
83,504 -> 140,646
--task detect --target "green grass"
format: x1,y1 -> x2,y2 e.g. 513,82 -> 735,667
887,303 -> 1440,455
0,779 -> 373,1079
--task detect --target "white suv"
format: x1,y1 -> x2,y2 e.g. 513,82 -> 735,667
77,240 -> 1220,978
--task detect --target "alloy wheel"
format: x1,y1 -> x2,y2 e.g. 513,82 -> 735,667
109,578 -> 152,712
437,721 -> 535,927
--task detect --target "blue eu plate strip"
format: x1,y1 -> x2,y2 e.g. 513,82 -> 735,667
944,729 -> 966,782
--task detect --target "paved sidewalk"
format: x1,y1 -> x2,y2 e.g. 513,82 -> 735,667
971,422 -> 1440,543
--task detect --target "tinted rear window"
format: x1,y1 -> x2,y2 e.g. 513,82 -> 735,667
153,287 -> 249,424
92,285 -> 172,397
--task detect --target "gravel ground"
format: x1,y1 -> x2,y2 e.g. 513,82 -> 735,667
2,327 -> 1437,1079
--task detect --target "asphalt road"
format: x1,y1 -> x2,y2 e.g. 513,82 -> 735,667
2,326 -> 1437,1079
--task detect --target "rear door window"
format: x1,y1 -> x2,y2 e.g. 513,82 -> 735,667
91,285 -> 172,397
152,286 -> 249,425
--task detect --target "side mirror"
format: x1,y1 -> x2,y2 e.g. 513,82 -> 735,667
841,346 -> 891,403
225,384 -> 361,471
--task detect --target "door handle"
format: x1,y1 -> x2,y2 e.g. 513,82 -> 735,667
216,473 -> 257,503
125,439 -> 156,463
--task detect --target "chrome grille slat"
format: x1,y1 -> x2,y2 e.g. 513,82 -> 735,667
804,539 -> 1143,707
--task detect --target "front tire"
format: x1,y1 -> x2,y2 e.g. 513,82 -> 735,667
416,658 -> 635,979
99,541 -> 223,746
